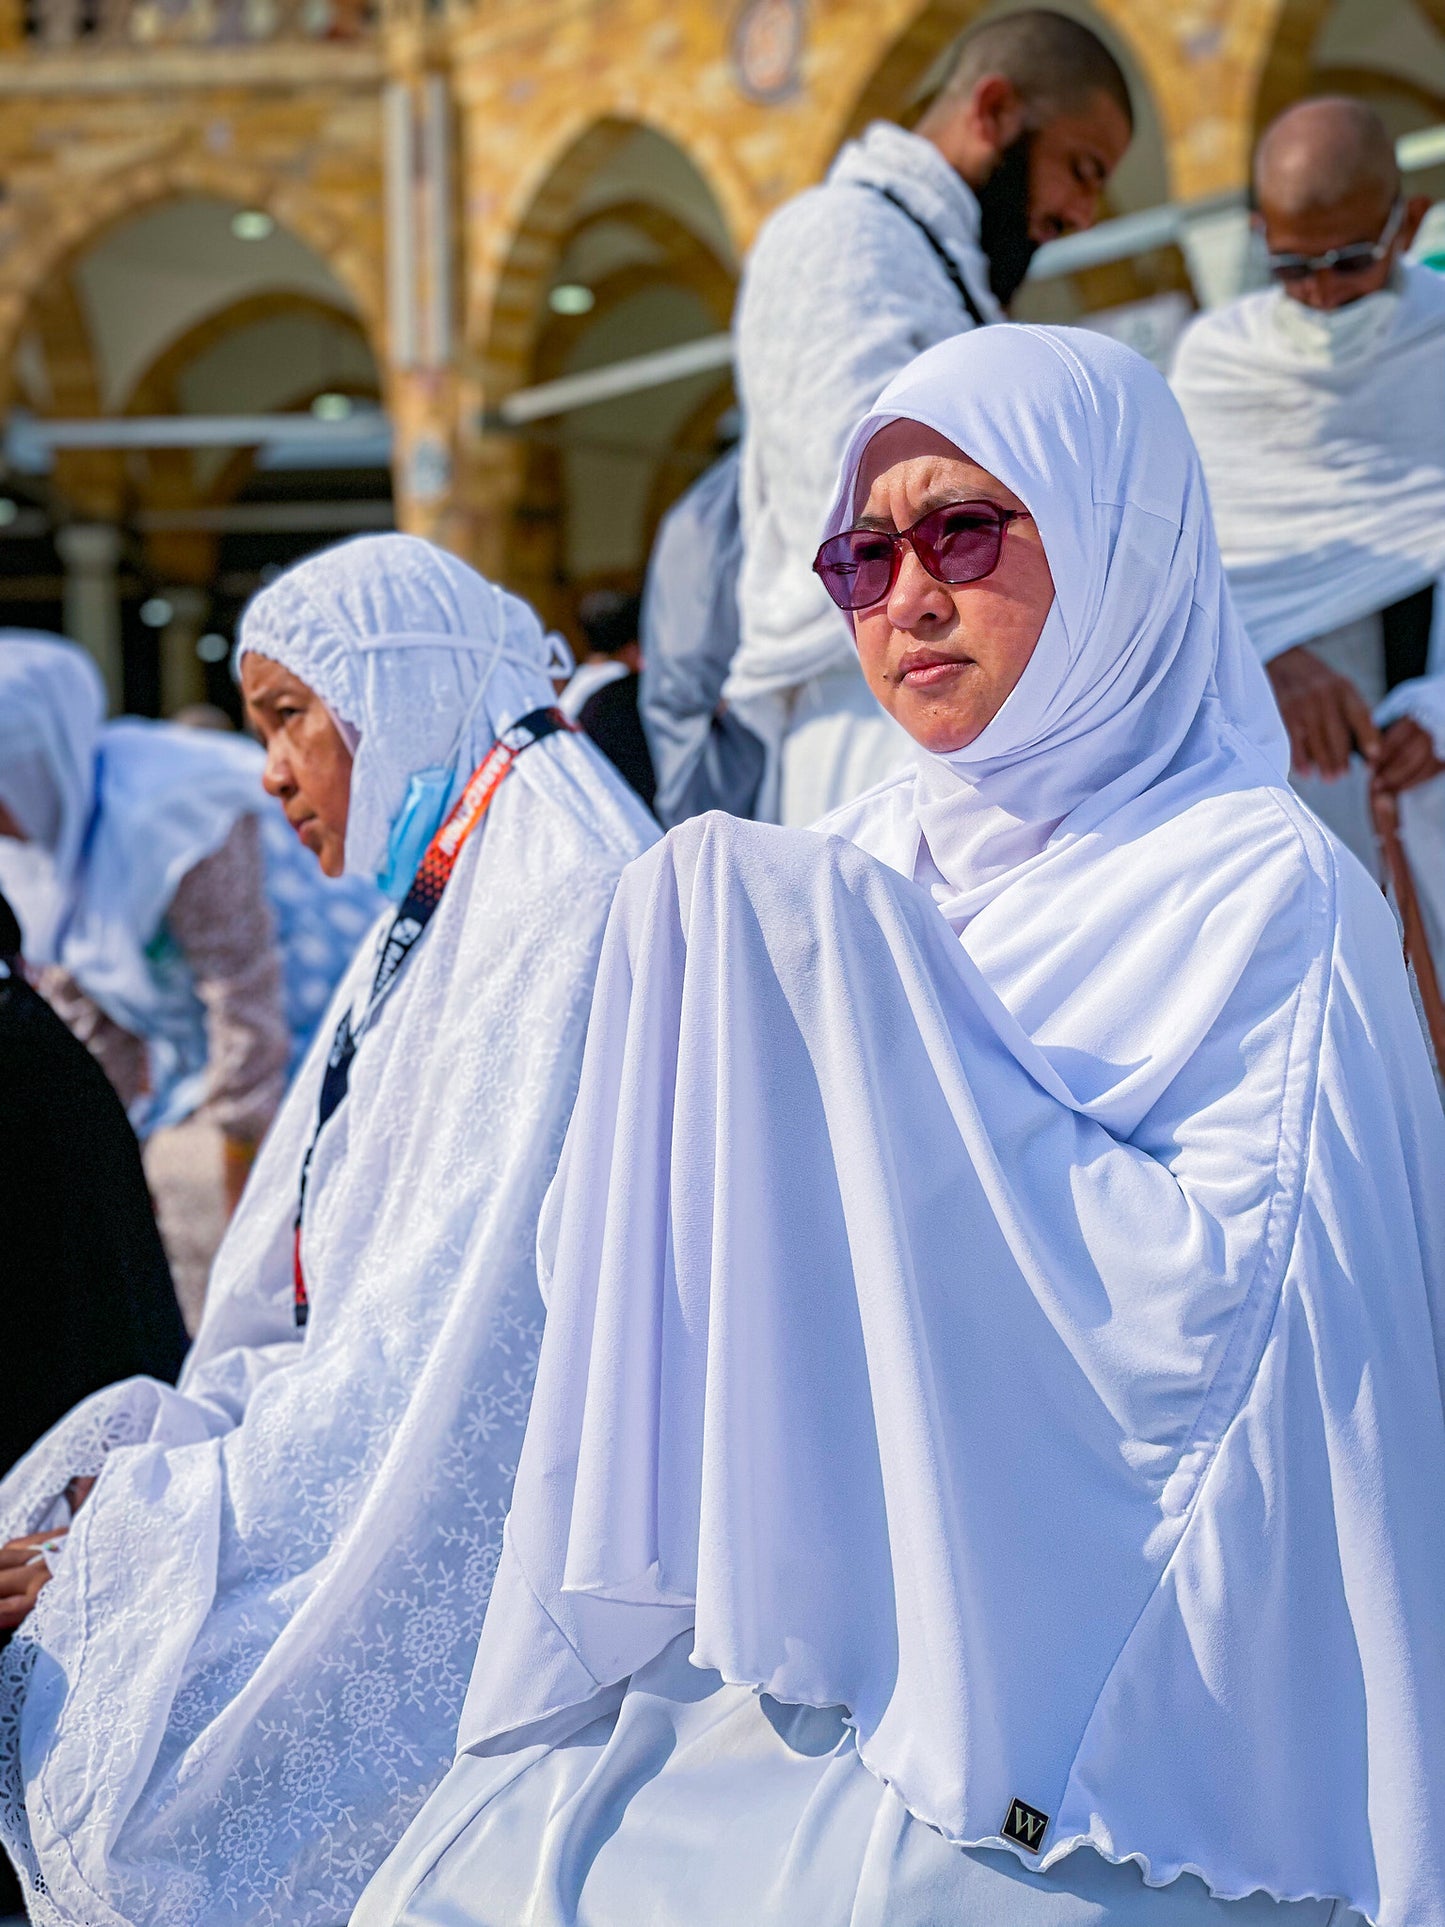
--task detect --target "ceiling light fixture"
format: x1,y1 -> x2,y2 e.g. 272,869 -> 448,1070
548,283 -> 595,316
140,596 -> 174,628
196,633 -> 230,663
231,209 -> 275,242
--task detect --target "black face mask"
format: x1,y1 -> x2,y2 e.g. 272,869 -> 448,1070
976,131 -> 1038,309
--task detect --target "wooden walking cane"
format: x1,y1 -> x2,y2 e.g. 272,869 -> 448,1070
1371,778 -> 1445,1077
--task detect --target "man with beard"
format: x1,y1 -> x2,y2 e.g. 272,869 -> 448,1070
725,8 -> 1132,825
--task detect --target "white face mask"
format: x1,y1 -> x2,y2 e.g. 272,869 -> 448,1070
1270,282 -> 1402,366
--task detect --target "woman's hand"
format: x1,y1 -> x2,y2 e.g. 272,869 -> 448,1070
0,1531 -> 66,1631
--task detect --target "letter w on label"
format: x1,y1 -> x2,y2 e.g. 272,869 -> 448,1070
1002,1798 -> 1049,1852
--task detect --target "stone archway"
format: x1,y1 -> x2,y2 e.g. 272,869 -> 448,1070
0,150 -> 384,411
462,115 -> 739,628
825,0 -> 1177,204
839,0 -> 986,142
1251,0 -> 1339,133
2,176 -> 387,710
1250,0 -> 1445,151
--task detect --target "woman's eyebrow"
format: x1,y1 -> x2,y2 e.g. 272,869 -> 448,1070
854,484 -> 1002,529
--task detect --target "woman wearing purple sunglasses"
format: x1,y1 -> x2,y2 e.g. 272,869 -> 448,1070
358,326 -> 1445,1927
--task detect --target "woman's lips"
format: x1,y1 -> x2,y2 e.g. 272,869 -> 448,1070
897,650 -> 973,689
289,812 -> 319,846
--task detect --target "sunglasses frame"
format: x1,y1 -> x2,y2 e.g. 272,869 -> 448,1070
813,499 -> 1029,614
1264,197 -> 1405,284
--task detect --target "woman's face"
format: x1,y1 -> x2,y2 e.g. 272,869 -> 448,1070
849,421 -> 1054,755
241,654 -> 353,877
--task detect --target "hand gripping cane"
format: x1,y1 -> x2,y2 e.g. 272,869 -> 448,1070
1371,779 -> 1445,1078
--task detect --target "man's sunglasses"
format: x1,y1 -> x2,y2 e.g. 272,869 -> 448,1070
813,501 -> 1028,614
1265,198 -> 1405,285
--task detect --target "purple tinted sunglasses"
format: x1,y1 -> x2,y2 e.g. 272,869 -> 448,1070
813,500 -> 1028,613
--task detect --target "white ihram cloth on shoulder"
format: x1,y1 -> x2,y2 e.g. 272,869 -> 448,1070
359,331 -> 1445,1927
0,535 -> 657,1927
1172,265 -> 1445,967
0,635 -> 282,1132
1170,263 -> 1445,665
727,122 -> 999,823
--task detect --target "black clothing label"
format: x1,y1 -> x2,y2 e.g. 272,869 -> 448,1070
1002,1797 -> 1050,1853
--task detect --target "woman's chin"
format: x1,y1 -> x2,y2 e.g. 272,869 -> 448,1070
894,698 -> 988,758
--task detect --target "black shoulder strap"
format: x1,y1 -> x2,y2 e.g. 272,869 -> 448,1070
865,183 -> 990,330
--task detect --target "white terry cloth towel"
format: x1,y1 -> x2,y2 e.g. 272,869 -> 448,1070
361,330 -> 1445,1927
1170,263 -> 1445,665
0,635 -> 278,1133
0,535 -> 657,1927
726,120 -> 999,822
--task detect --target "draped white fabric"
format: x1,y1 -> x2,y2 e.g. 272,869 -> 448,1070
427,331 -> 1445,1927
1170,271 -> 1445,998
1379,672 -> 1445,757
0,635 -> 102,957
360,1635 -> 1354,1927
1171,265 -> 1445,663
0,637 -> 269,1121
0,536 -> 657,1927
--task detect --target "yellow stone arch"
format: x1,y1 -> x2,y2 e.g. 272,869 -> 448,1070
468,109 -> 743,406
1251,0 -> 1445,136
802,0 -> 1181,201
0,149 -> 385,411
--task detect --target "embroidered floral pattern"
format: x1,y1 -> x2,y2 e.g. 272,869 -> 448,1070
0,757 -> 647,1926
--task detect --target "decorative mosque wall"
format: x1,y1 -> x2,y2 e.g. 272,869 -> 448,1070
0,0 -> 1440,692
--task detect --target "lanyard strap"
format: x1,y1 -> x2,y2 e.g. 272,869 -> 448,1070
864,184 -> 991,331
292,705 -> 572,1327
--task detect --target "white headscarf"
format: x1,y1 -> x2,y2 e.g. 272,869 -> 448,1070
818,324 -> 1290,926
0,636 -> 268,977
236,533 -> 575,882
1172,262 -> 1445,660
0,634 -> 282,1128
0,634 -> 100,857
444,330 -> 1445,1926
0,538 -> 656,1927
0,635 -> 103,965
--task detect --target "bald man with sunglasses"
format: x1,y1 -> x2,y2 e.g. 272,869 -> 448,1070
1174,101 -> 1445,918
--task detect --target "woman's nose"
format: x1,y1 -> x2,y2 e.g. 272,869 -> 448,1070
261,742 -> 294,800
886,546 -> 954,629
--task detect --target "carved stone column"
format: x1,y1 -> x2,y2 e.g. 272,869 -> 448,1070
57,522 -> 124,712
158,585 -> 210,716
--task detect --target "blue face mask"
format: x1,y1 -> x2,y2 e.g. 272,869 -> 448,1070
372,619 -> 564,900
375,765 -> 455,902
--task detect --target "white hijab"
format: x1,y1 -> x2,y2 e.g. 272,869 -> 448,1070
1171,262 -> 1445,660
449,330 -> 1445,1925
0,636 -> 266,1074
821,325 -> 1288,923
0,537 -> 656,1927
236,533 -> 575,884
